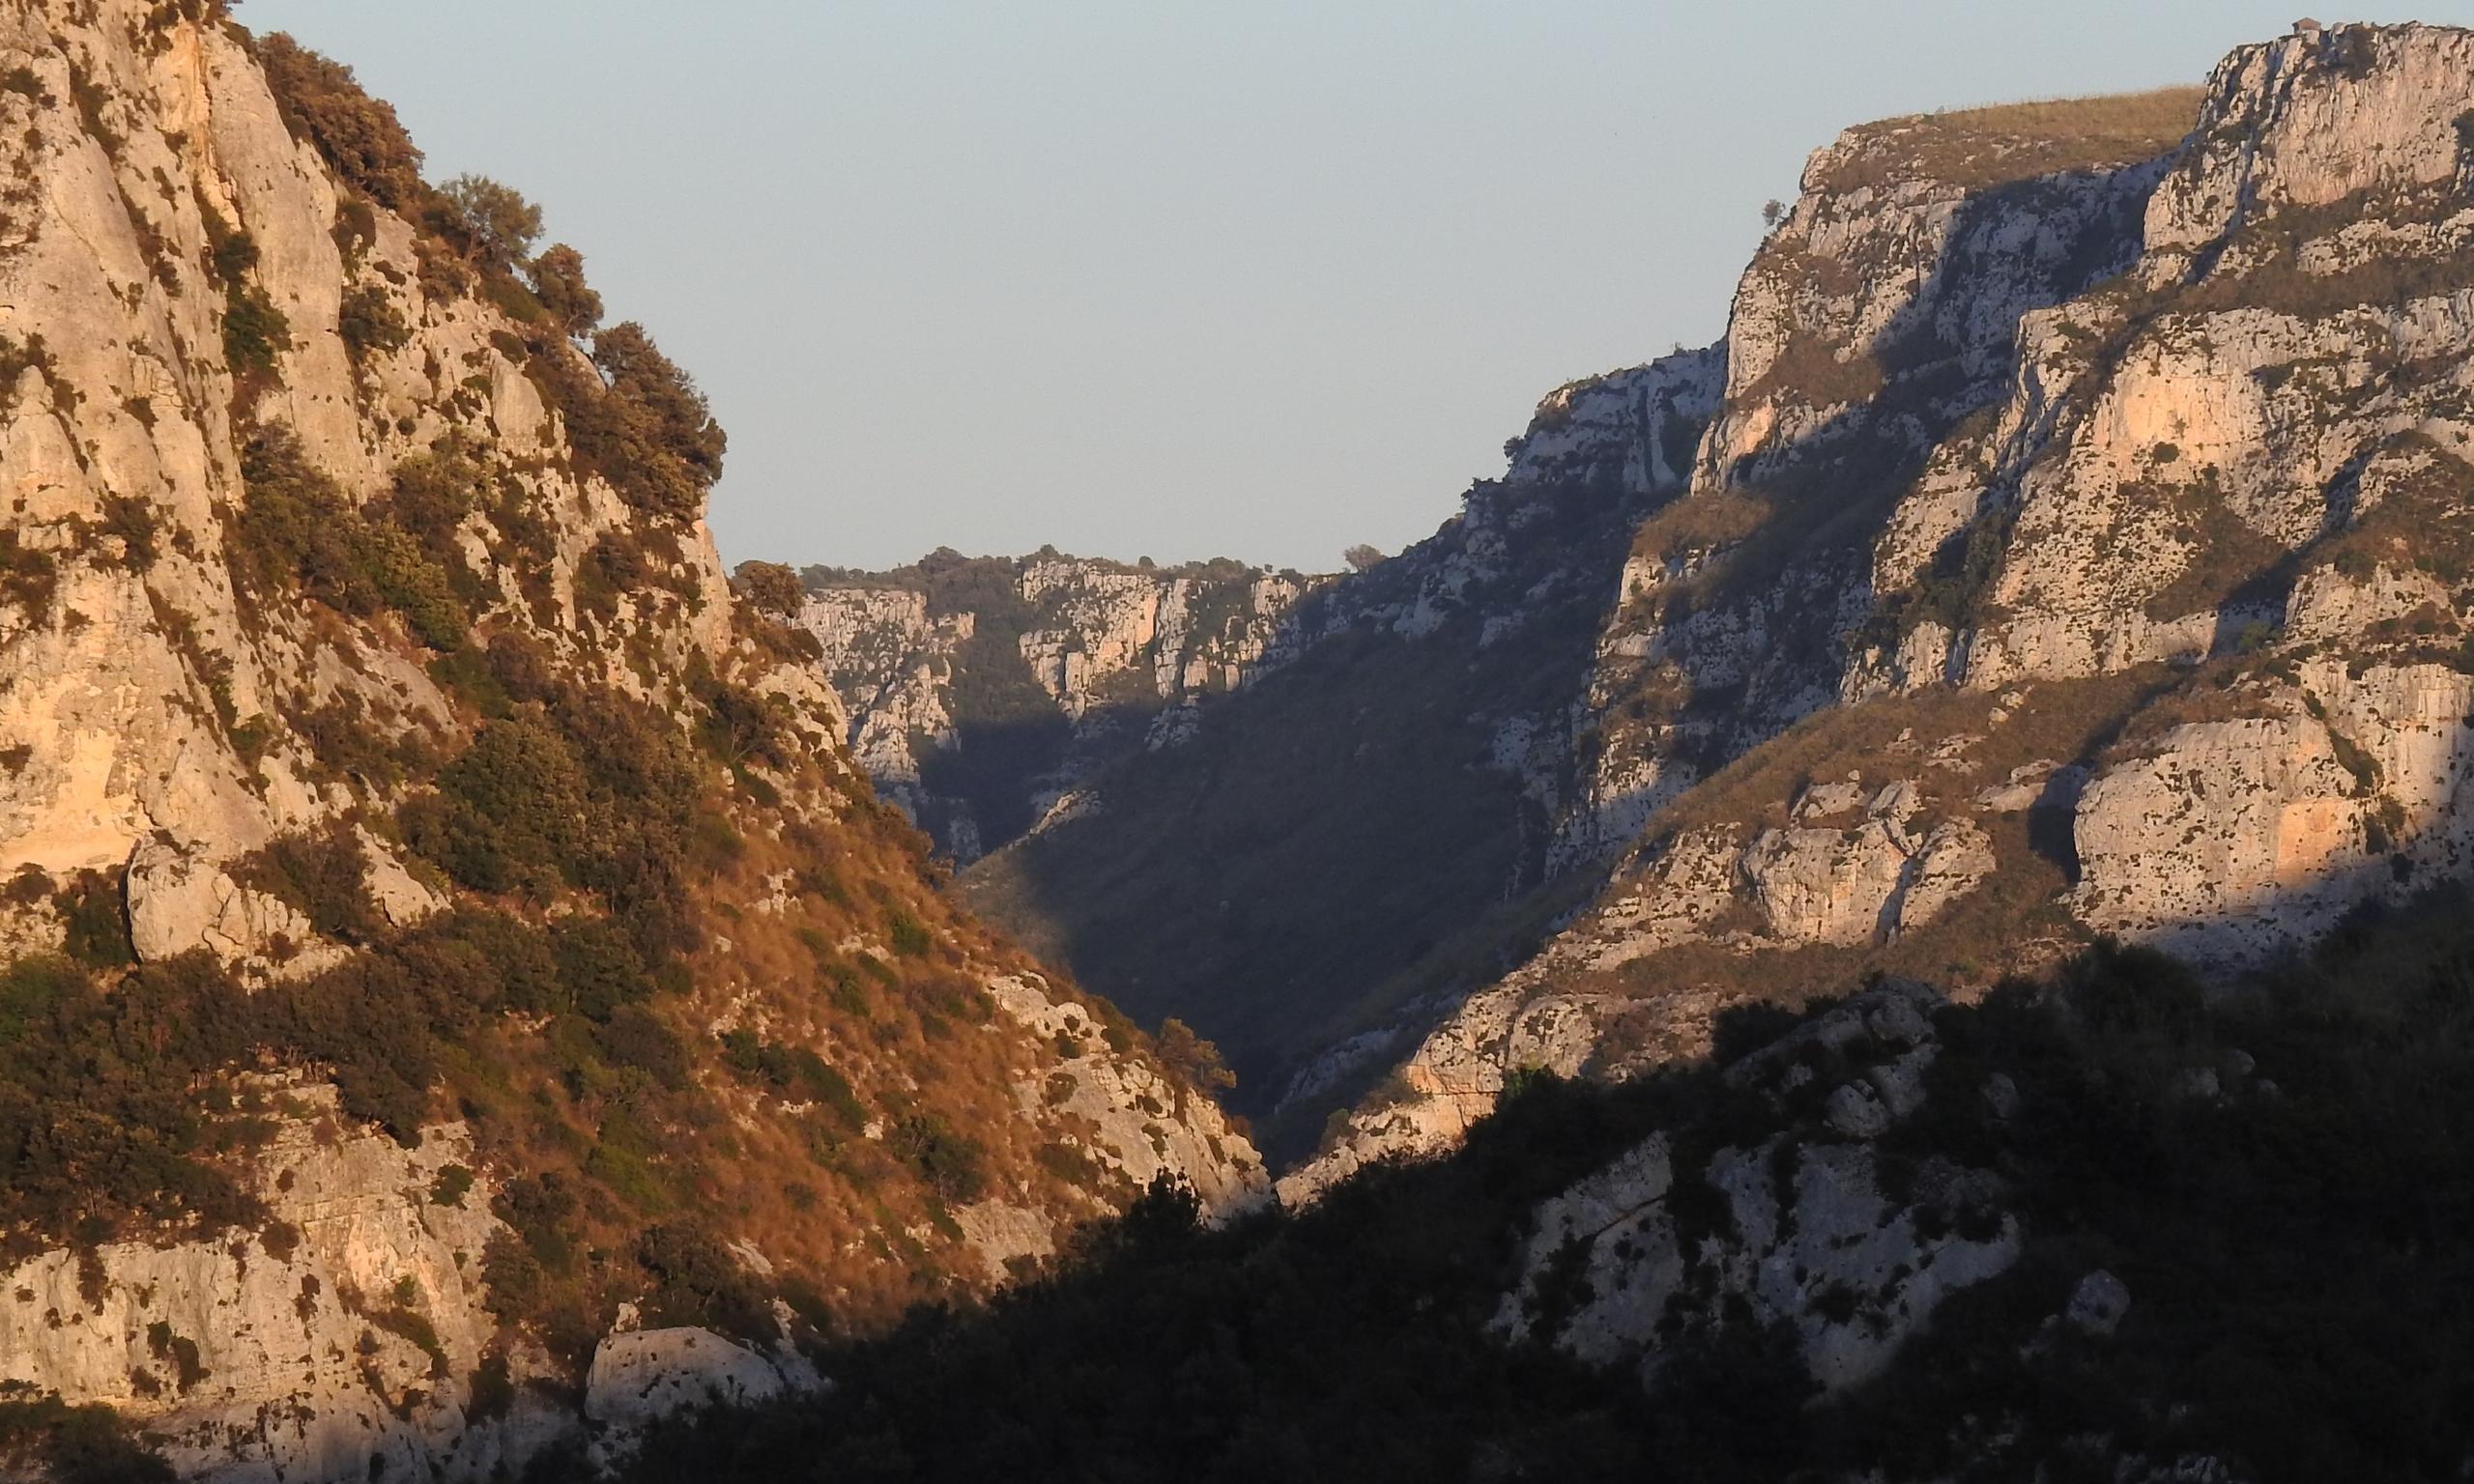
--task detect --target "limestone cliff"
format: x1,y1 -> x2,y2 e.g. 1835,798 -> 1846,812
795,552 -> 1316,862
1293,22 -> 2474,1191
0,4 -> 1258,1477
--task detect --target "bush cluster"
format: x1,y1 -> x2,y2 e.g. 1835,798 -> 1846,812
256,35 -> 723,534
337,284 -> 409,363
427,174 -> 541,274
0,884 -> 697,1253
0,530 -> 57,617
718,1028 -> 866,1128
231,823 -> 383,945
529,243 -> 603,335
0,1384 -> 172,1483
202,208 -> 291,384
255,33 -> 425,211
228,427 -> 470,650
559,323 -> 727,522
402,664 -> 711,960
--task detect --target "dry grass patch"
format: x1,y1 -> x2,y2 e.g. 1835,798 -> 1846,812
1820,87 -> 2206,192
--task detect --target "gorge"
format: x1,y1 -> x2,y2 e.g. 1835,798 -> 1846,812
2,7 -> 2471,1481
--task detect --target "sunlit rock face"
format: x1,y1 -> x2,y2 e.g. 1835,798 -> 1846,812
1287,23 -> 2474,1193
0,2 -> 1265,1475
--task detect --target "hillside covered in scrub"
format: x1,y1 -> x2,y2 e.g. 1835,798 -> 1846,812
621,899 -> 2474,1483
0,2 -> 1255,1477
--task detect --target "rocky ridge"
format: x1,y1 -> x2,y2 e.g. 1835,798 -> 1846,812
1290,23 -> 2474,1191
0,4 -> 1258,1477
1491,983 -> 2022,1395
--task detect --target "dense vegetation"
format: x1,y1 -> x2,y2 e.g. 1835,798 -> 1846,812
0,634 -> 1059,1354
614,901 -> 2474,1484
253,32 -> 426,212
0,1384 -> 172,1484
228,427 -> 474,651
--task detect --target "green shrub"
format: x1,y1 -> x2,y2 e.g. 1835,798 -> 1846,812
595,1003 -> 688,1088
719,1029 -> 867,1127
638,1223 -> 774,1345
466,1350 -> 515,1423
0,952 -> 265,1239
229,427 -> 466,648
231,823 -> 381,944
257,954 -> 443,1140
0,1388 -> 174,1482
733,560 -> 804,616
887,1113 -> 987,1203
95,495 -> 160,570
255,34 -> 427,211
425,644 -> 514,720
143,1322 -> 207,1392
885,908 -> 933,958
567,322 -> 727,522
528,243 -> 603,334
585,1137 -> 669,1213
695,675 -> 795,771
388,442 -> 485,537
204,211 -> 291,381
51,870 -> 132,969
0,529 -> 59,615
405,716 -> 591,897
478,1230 -> 546,1323
351,521 -> 467,649
338,284 -> 410,362
549,915 -> 654,1021
432,175 -> 541,275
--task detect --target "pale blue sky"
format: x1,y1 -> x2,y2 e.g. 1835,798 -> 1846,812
234,2 -> 2417,572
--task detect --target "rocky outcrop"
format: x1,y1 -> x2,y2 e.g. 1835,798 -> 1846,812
582,1312 -> 820,1441
2075,660 -> 2474,962
797,555 -> 1316,861
0,1085 -> 555,1483
985,974 -> 1265,1217
1502,350 -> 1725,495
796,587 -> 968,843
1493,985 -> 2020,1393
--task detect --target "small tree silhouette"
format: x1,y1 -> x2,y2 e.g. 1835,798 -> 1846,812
437,175 -> 542,273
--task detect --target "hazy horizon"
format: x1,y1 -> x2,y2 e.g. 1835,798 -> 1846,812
233,1 -> 2378,574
